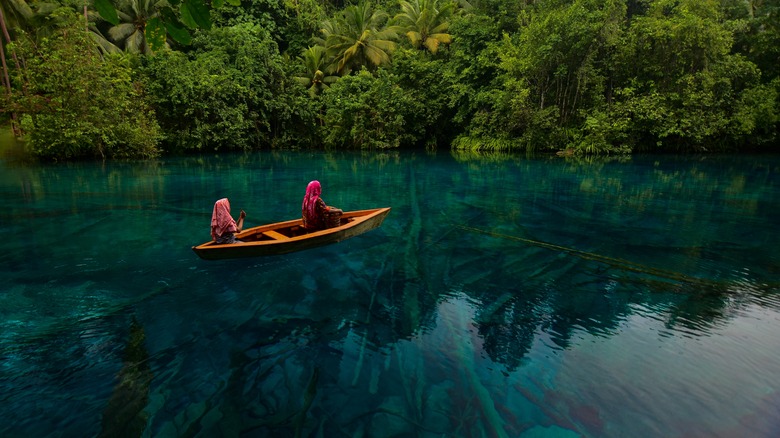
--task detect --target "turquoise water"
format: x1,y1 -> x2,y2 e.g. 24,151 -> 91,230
1,150 -> 779,437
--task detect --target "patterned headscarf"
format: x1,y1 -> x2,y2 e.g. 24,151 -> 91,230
211,198 -> 237,241
302,180 -> 322,223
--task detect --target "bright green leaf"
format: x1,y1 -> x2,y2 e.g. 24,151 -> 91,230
225,0 -> 241,6
94,0 -> 119,25
179,4 -> 196,28
160,6 -> 190,43
181,0 -> 211,30
166,20 -> 192,45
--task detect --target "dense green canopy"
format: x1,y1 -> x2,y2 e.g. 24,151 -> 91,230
1,0 -> 778,159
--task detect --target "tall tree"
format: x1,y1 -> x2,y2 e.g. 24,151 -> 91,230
95,0 -> 217,50
453,0 -> 627,152
107,0 -> 168,54
501,0 -> 625,124
9,16 -> 161,159
321,69 -> 420,148
392,0 -> 454,54
322,1 -> 397,75
0,0 -> 32,37
443,12 -> 505,149
294,45 -> 340,96
728,0 -> 780,82
602,0 -> 777,151
23,2 -> 122,54
142,23 -> 314,152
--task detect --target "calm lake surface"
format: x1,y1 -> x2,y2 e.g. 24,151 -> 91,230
1,149 -> 779,437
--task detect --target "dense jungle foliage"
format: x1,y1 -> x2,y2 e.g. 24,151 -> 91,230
0,0 -> 778,159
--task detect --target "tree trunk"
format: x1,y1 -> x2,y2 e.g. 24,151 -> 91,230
0,8 -> 21,137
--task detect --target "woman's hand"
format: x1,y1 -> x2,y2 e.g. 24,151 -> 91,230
236,210 -> 246,233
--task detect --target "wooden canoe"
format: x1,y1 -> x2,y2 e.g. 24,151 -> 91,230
192,207 -> 391,260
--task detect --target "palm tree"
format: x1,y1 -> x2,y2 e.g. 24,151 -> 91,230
323,1 -> 397,75
32,1 -> 121,54
88,26 -> 122,55
294,45 -> 340,96
313,17 -> 336,50
107,0 -> 168,54
0,0 -> 31,29
12,2 -> 81,39
392,0 -> 454,54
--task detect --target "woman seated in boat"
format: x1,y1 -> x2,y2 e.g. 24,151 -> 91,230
211,198 -> 246,244
302,180 -> 343,231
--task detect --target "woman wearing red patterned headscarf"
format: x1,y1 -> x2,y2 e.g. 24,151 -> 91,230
211,198 -> 246,244
302,180 -> 342,231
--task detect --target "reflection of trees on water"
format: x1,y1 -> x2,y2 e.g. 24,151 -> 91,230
169,318 -> 332,437
4,152 -> 779,435
444,222 -> 780,370
294,152 -> 780,373
99,316 -> 153,438
406,153 -> 780,370
141,164 -> 445,436
87,152 -> 775,437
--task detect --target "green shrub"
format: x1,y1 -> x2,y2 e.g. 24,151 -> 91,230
10,17 -> 160,160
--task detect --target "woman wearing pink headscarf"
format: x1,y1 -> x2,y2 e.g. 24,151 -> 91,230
211,198 -> 246,244
302,180 -> 342,231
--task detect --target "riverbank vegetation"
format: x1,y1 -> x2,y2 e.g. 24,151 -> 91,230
1,0 -> 778,159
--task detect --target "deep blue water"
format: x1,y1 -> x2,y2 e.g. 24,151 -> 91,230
1,150 -> 779,437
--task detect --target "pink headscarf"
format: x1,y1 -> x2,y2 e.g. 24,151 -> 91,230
302,180 -> 322,224
211,198 -> 237,241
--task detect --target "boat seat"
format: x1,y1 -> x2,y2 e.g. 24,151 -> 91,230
264,230 -> 289,240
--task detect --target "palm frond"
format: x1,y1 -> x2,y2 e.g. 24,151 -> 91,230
393,0 -> 453,53
371,39 -> 396,52
364,45 -> 391,66
89,30 -> 123,55
407,30 -> 422,47
125,29 -> 146,54
294,77 -> 312,87
322,1 -> 399,73
430,32 -> 451,44
423,37 -> 440,54
116,10 -> 133,22
7,0 -> 33,20
108,22 -> 136,42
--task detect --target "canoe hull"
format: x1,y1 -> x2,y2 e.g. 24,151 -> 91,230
192,207 -> 390,260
